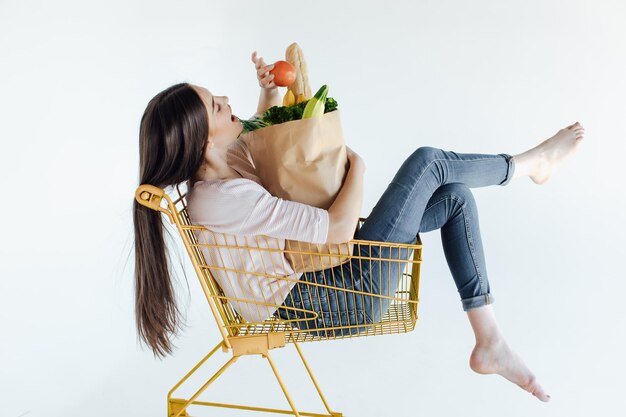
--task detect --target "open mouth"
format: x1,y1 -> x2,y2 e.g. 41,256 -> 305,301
231,115 -> 239,122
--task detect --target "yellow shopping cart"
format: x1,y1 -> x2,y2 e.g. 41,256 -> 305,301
135,182 -> 423,417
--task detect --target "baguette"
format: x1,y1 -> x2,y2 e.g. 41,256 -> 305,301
285,42 -> 312,102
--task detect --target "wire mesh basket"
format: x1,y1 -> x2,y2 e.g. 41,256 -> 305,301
137,181 -> 422,342
135,181 -> 423,417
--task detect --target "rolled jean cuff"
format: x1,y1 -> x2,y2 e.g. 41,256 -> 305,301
498,153 -> 515,186
462,293 -> 495,311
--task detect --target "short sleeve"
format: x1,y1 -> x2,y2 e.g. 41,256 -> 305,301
187,179 -> 329,244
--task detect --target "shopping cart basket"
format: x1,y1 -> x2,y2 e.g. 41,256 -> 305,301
135,182 -> 423,417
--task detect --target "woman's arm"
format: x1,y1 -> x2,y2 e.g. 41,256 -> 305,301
251,51 -> 281,117
326,147 -> 365,244
256,88 -> 281,116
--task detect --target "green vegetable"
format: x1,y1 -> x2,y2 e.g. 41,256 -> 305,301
324,97 -> 338,113
240,87 -> 339,134
239,117 -> 270,133
302,84 -> 328,119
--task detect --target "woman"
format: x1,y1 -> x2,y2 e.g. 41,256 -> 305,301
133,51 -> 585,402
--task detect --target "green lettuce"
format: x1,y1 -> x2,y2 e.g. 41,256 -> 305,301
240,97 -> 338,134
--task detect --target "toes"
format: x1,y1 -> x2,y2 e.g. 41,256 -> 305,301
520,378 -> 551,402
532,392 -> 550,402
519,376 -> 540,395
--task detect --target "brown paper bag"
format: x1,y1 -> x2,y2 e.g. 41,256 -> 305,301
241,109 -> 354,273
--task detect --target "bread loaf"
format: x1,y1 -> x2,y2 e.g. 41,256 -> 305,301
285,42 -> 312,101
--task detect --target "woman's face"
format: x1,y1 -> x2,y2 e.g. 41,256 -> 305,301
192,85 -> 243,148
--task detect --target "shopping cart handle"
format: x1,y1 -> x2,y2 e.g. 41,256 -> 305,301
135,184 -> 175,223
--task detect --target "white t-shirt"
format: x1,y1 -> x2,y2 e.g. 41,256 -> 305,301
186,138 -> 330,323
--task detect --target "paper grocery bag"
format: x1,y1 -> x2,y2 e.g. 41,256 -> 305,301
241,110 -> 354,273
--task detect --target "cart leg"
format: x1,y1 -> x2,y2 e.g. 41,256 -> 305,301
168,341 -> 223,398
167,341 -> 238,417
292,341 -> 343,417
263,352 -> 303,417
170,356 -> 239,417
166,339 -> 342,417
167,400 -> 189,417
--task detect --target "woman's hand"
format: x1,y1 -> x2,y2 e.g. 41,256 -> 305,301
346,145 -> 366,172
252,51 -> 277,90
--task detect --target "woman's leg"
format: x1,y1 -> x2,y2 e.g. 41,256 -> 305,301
353,122 -> 585,325
278,147 -> 514,335
278,123 -> 583,397
467,305 -> 550,402
355,146 -> 515,246
345,147 -> 514,326
418,183 -> 550,401
419,183 -> 494,310
278,132 -> 562,331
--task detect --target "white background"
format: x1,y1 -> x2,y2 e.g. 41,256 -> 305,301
1,1 -> 625,416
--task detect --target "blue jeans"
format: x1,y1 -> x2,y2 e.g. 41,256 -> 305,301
275,146 -> 516,336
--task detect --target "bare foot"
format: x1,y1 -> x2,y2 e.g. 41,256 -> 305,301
528,122 -> 585,184
512,122 -> 585,184
470,338 -> 551,402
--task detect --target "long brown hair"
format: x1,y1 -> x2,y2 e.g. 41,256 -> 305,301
133,83 -> 208,358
